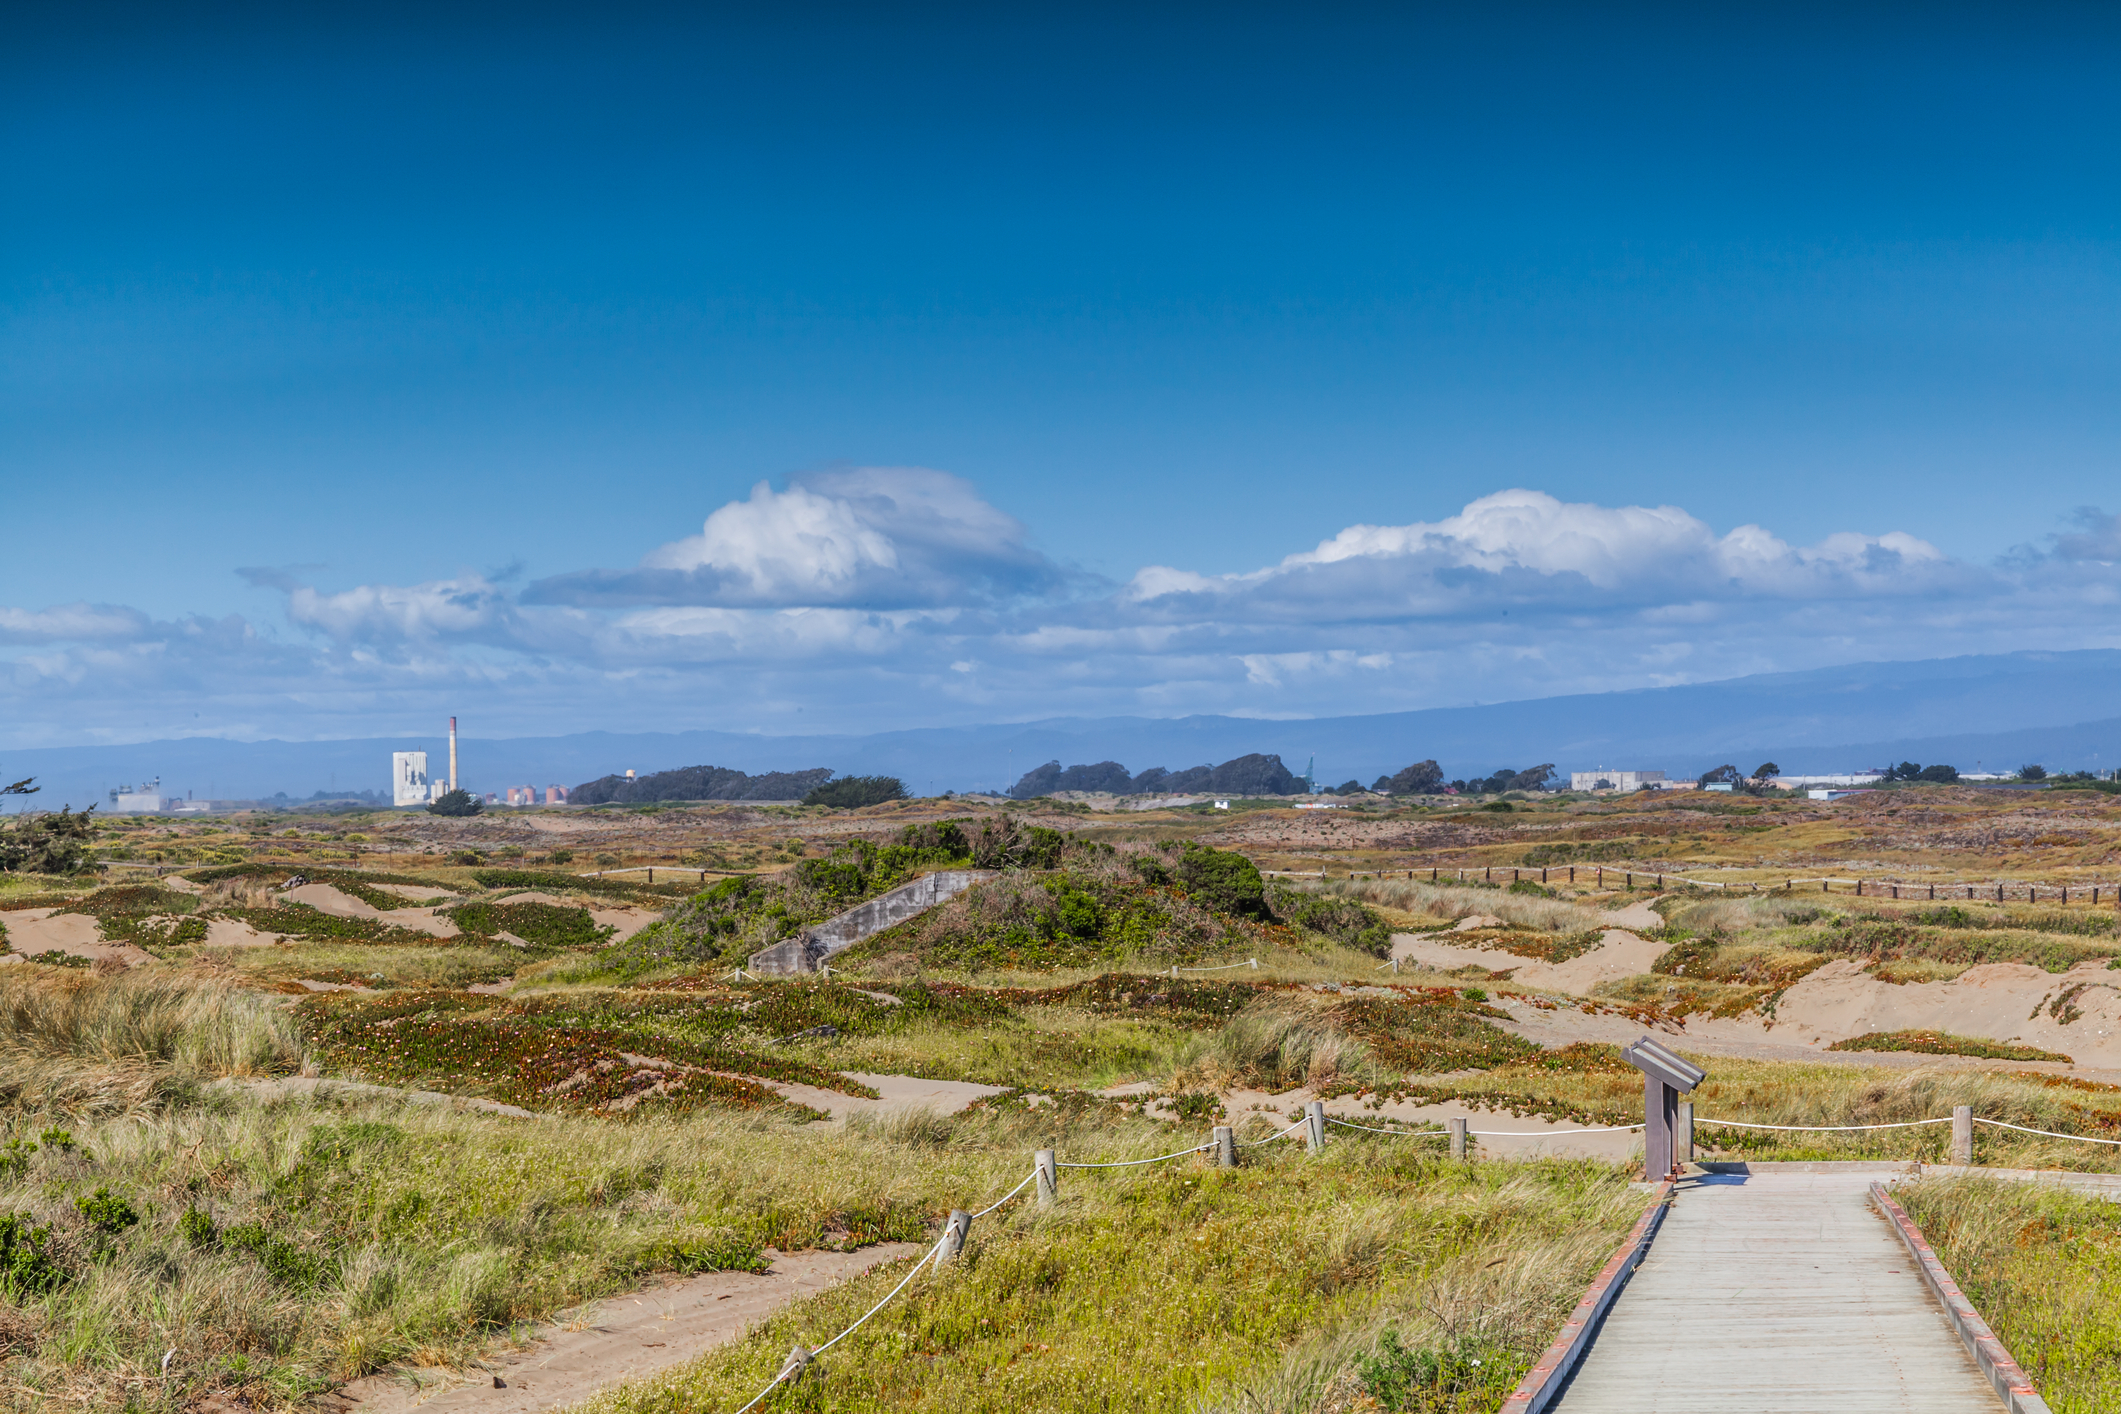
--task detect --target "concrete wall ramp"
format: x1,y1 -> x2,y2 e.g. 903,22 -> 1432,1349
748,870 -> 996,975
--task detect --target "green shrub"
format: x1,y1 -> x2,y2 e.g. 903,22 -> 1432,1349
1175,845 -> 1265,918
0,1138 -> 35,1181
1358,1329 -> 1521,1409
74,1188 -> 138,1234
224,1222 -> 339,1291
448,900 -> 612,949
469,868 -> 688,899
0,1213 -> 67,1297
427,789 -> 482,817
1270,888 -> 1391,956
179,1205 -> 217,1248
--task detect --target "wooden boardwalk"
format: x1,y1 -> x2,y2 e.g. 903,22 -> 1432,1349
1553,1168 -> 2000,1412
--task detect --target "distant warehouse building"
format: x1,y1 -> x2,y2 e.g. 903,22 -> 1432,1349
1569,770 -> 1666,792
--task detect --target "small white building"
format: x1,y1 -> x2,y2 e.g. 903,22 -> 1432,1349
1569,770 -> 1666,792
392,751 -> 431,808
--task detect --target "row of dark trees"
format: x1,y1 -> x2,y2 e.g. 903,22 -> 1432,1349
1010,754 -> 1575,800
573,764 -> 837,805
1007,753 -> 1305,799
1881,761 -> 1961,783
1340,760 -> 1556,796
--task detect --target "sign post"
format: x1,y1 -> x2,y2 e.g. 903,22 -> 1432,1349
1621,1036 -> 1706,1180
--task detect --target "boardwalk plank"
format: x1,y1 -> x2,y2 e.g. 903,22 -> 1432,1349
1553,1171 -> 1999,1412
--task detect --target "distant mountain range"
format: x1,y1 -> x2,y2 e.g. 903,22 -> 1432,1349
6,650 -> 2119,810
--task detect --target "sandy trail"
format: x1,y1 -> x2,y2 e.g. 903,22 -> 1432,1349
330,1243 -> 926,1414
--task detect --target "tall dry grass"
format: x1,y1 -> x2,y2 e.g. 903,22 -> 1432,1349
1175,994 -> 1369,1093
0,968 -> 303,1075
0,969 -> 306,1116
565,1148 -> 1648,1414
1895,1176 -> 2121,1409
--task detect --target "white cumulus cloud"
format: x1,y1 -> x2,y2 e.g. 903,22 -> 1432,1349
526,466 -> 1076,609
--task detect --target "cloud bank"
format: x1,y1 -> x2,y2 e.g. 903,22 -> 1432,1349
7,478 -> 2121,746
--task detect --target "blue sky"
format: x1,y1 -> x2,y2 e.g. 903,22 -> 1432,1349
5,3 -> 2121,747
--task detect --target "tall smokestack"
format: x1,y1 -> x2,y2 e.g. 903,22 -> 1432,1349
448,716 -> 458,791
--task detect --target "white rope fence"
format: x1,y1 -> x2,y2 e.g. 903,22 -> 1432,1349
1696,1117 -> 1954,1132
1328,1117 -> 1645,1138
721,1098 -> 2121,1409
727,1120 -> 1271,1410
1974,1117 -> 2121,1146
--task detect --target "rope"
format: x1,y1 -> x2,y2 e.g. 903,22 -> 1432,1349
969,1170 -> 1038,1218
1695,1117 -> 1952,1132
731,1235 -> 945,1412
1328,1118 -> 1448,1137
1973,1117 -> 2121,1146
1327,1117 -> 1644,1137
1056,1141 -> 1215,1169
1240,1117 -> 1311,1146
1177,958 -> 1259,972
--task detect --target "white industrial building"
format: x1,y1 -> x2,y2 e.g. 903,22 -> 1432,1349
107,778 -> 165,813
1569,770 -> 1666,792
393,751 -> 439,807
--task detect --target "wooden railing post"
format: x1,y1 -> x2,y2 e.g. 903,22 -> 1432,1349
938,1209 -> 971,1262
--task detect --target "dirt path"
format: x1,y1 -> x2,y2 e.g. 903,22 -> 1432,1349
330,1244 -> 926,1414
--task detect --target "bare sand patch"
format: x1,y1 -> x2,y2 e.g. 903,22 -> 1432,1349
203,917 -> 284,948
1389,928 -> 1667,992
330,1244 -> 926,1414
743,1070 -> 1007,1121
518,816 -> 594,834
1,908 -> 154,966
485,890 -> 575,906
1704,958 -> 2121,1066
590,907 -> 659,943
368,881 -> 461,901
1599,898 -> 1665,930
282,883 -> 460,938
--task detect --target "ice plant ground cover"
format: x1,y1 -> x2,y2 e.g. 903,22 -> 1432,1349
9,785 -> 2121,1409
